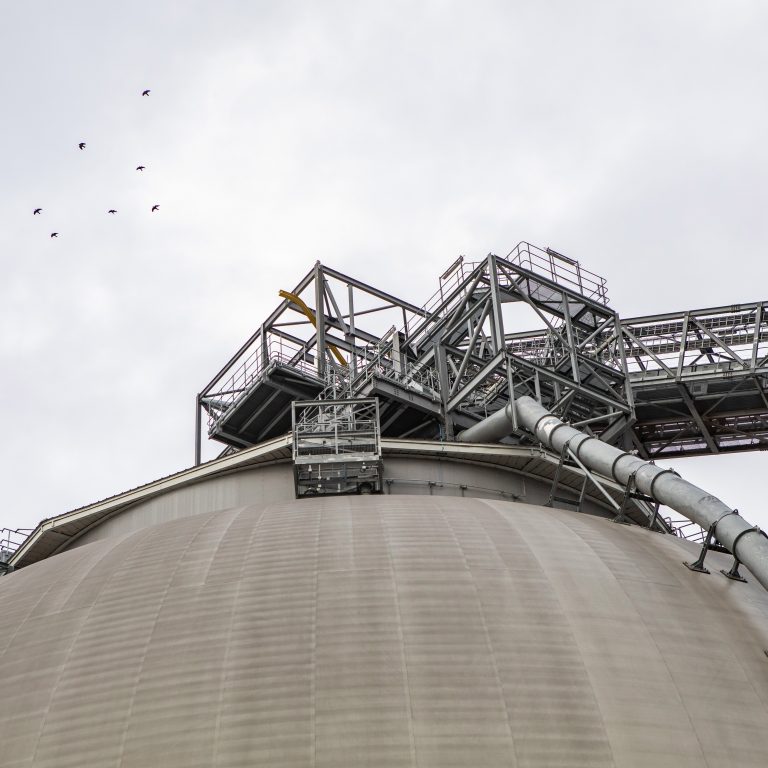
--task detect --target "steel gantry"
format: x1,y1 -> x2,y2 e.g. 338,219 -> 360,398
623,304 -> 768,457
196,242 -> 768,463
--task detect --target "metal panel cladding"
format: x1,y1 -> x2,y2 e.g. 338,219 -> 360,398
2,496 -> 768,767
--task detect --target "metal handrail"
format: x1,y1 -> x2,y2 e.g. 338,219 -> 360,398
203,335 -> 321,429
507,242 -> 609,305
1,528 -> 33,565
203,248 -> 613,438
351,347 -> 441,398
292,398 -> 382,462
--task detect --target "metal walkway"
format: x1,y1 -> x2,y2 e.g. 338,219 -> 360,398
197,243 -> 768,461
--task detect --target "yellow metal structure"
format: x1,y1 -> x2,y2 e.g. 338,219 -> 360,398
279,289 -> 347,367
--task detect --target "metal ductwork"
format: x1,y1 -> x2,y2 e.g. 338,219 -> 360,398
460,395 -> 768,591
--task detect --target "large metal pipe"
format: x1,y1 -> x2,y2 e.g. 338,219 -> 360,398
460,395 -> 768,591
457,402 -> 519,444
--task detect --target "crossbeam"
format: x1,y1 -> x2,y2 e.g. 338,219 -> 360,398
195,245 -> 768,463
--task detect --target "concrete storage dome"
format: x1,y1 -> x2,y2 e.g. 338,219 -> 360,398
3,493 -> 768,767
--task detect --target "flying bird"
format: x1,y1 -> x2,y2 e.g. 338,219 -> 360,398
136,165 -> 145,171
142,89 -> 150,96
108,209 -> 117,214
78,142 -> 86,150
33,208 -> 42,215
151,204 -> 159,212
50,232 -> 58,238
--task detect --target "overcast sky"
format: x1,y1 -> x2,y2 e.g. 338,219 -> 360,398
2,1 -> 767,538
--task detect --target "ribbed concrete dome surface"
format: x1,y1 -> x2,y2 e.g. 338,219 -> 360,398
3,496 -> 768,767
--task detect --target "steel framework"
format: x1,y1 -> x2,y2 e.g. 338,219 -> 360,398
196,243 -> 768,462
292,398 -> 383,497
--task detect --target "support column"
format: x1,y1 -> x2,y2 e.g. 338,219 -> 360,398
486,254 -> 506,354
194,394 -> 202,466
314,261 -> 326,379
434,341 -> 455,440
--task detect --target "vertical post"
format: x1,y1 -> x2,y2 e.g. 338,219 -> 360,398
615,316 -> 635,412
486,254 -> 506,354
676,312 -> 690,381
314,262 -> 326,379
348,284 -> 357,377
751,304 -> 763,370
506,356 -> 518,431
561,295 -> 581,384
194,394 -> 202,466
260,323 -> 268,371
392,331 -> 404,376
434,341 -> 454,440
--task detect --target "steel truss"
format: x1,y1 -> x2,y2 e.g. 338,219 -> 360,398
623,304 -> 768,457
196,243 -> 768,462
508,302 -> 768,456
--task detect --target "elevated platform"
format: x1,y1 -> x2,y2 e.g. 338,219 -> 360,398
197,245 -> 768,460
623,304 -> 768,456
207,362 -> 324,448
292,398 -> 383,497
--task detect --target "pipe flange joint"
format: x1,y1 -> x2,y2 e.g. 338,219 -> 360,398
532,413 -> 558,436
534,415 -> 567,448
571,433 -> 594,460
648,468 -> 680,502
712,507 -> 740,532
548,422 -> 570,448
729,523 -> 765,561
609,452 -> 634,483
531,414 -> 553,443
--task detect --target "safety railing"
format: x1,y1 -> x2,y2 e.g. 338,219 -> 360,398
1,528 -> 33,572
398,260 -> 484,346
201,248 -> 614,443
293,398 -> 381,461
419,257 -> 480,324
350,341 -> 441,400
292,398 -> 383,497
348,256 -> 488,390
507,242 -> 609,305
665,517 -> 707,544
204,334 -> 320,429
622,304 -> 768,377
